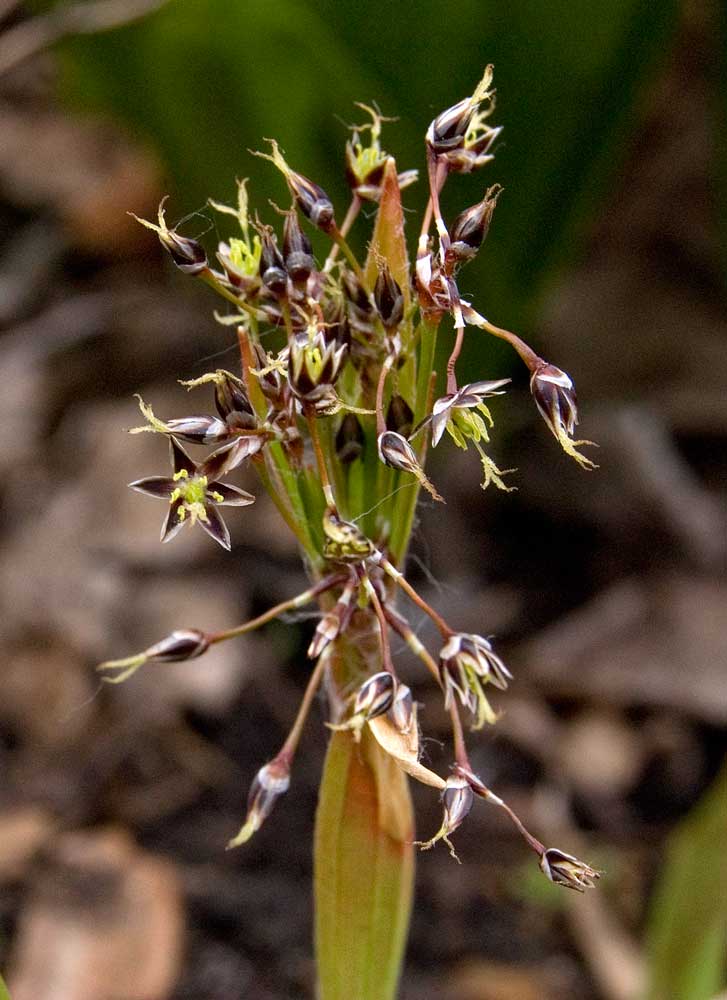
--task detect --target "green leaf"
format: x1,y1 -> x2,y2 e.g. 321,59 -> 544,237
0,973 -> 11,1000
645,763 -> 727,1000
314,728 -> 414,1000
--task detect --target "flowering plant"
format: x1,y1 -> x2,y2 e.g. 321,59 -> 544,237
101,67 -> 599,998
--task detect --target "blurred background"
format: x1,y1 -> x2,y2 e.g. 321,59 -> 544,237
0,1 -> 725,998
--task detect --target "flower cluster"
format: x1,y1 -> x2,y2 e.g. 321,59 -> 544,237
103,70 -> 600,889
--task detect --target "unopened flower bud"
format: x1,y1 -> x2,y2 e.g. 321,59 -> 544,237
446,185 -> 502,268
416,775 -> 474,861
283,209 -> 315,284
131,201 -> 208,275
377,431 -> 444,502
539,848 -> 601,892
144,628 -> 210,662
164,415 -> 232,445
227,758 -> 291,849
258,225 -> 288,296
426,66 -> 494,154
255,140 -> 335,233
211,371 -> 253,420
374,265 -> 404,329
98,628 -> 210,684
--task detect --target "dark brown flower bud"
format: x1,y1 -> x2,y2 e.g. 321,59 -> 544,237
374,265 -> 404,329
212,371 -> 253,420
164,415 -> 232,446
163,232 -> 208,275
144,628 -> 210,662
426,66 -> 494,155
258,225 -> 288,296
386,395 -> 414,438
287,171 -> 335,233
446,185 -> 502,268
131,202 -> 208,275
335,413 -> 365,464
283,209 -> 315,284
539,848 -> 601,892
377,431 -> 444,502
227,758 -> 291,848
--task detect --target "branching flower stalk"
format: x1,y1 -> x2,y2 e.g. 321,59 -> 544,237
105,68 -> 600,999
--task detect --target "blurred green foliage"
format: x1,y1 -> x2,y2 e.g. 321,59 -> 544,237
645,762 -> 727,1000
53,0 -> 679,375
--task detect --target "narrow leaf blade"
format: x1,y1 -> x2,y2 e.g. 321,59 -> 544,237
314,729 -> 414,1000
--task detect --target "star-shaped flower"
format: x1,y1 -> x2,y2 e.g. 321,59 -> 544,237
129,437 -> 254,550
429,379 -> 510,447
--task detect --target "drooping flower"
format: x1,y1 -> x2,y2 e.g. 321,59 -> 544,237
415,774 -> 474,861
530,360 -> 598,469
539,848 -> 602,892
439,632 -> 512,729
129,437 -> 255,550
227,758 -> 291,849
130,199 -> 208,275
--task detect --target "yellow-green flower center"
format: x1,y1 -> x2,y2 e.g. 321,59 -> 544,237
169,469 -> 222,524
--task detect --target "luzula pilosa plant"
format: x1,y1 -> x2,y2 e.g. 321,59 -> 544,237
101,66 -> 599,997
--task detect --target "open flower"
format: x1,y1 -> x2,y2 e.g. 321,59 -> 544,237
129,437 -> 254,550
429,379 -> 510,447
539,848 -> 602,892
439,632 -> 512,729
345,103 -> 418,202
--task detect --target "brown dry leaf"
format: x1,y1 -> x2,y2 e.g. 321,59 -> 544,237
8,827 -> 184,1000
368,712 -> 446,790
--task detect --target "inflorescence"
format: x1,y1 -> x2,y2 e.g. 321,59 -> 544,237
102,67 -> 600,890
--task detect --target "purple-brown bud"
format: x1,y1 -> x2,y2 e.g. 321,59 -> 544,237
416,774 -> 474,861
374,265 -> 404,329
426,66 -> 494,155
283,210 -> 315,284
164,415 -> 232,446
258,225 -> 288,296
227,758 -> 291,848
445,185 -> 502,269
377,431 -> 444,502
529,360 -> 598,469
144,628 -> 210,663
